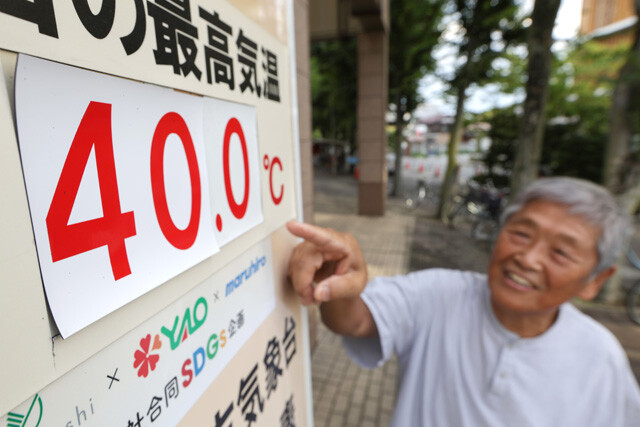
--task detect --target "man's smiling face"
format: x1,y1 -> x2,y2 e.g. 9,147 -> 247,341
488,199 -> 613,332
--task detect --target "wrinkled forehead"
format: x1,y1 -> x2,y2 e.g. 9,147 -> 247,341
505,199 -> 602,254
509,198 -> 601,226
508,199 -> 603,238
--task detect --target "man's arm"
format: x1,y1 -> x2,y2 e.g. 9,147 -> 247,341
286,221 -> 377,338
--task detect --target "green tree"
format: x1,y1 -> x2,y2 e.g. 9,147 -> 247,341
437,0 -> 522,218
310,38 -> 358,148
389,0 -> 446,196
600,0 -> 640,303
546,41 -> 626,135
479,106 -> 518,185
543,40 -> 627,184
510,0 -> 561,196
603,0 -> 640,201
479,39 -> 628,186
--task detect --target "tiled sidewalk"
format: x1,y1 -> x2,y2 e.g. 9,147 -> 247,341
309,174 -> 413,427
311,325 -> 398,427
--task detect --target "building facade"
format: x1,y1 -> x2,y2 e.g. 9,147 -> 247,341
580,0 -> 638,44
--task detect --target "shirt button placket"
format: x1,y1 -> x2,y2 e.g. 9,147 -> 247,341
490,341 -> 516,395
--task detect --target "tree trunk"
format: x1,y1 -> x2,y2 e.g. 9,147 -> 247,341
603,69 -> 633,193
510,0 -> 561,197
392,93 -> 406,197
599,185 -> 640,304
603,0 -> 640,192
437,83 -> 467,219
599,0 -> 640,304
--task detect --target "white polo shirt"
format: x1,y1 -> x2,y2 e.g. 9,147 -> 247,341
343,269 -> 640,426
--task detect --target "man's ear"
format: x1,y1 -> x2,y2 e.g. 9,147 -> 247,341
578,266 -> 617,301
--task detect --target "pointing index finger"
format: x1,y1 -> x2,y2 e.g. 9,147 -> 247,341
286,221 -> 349,254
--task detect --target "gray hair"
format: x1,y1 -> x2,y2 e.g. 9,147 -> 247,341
501,177 -> 631,275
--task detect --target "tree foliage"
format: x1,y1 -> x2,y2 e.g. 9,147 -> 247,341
389,0 -> 447,196
437,0 -> 523,218
388,0 -> 445,111
547,41 -> 627,135
310,38 -> 358,147
603,0 -> 640,198
447,0 -> 523,89
600,1 -> 640,304
544,41 -> 628,184
480,40 -> 629,185
478,106 -> 518,186
310,0 -> 447,181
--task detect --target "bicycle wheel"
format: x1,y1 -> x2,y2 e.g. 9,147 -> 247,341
627,281 -> 640,326
471,218 -> 499,251
448,200 -> 480,229
626,214 -> 640,269
424,184 -> 440,206
405,194 -> 419,210
405,184 -> 426,210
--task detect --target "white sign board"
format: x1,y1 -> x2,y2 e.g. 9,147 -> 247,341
15,54 -> 270,337
0,0 -> 309,423
1,239 -> 302,426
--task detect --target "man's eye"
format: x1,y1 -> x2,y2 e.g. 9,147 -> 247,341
553,248 -> 570,259
509,230 -> 529,239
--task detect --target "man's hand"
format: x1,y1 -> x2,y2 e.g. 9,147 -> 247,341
286,221 -> 368,306
287,220 -> 375,337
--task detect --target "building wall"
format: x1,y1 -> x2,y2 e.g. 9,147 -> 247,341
580,0 -> 636,35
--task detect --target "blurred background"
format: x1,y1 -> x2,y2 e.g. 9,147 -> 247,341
297,0 -> 640,304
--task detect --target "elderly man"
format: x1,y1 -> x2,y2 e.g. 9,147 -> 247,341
287,177 -> 640,426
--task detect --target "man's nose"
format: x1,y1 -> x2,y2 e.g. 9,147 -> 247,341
515,241 -> 544,270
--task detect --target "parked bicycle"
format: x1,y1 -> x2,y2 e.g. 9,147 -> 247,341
404,180 -> 439,210
441,180 -> 481,227
440,179 -> 508,251
624,217 -> 640,325
444,179 -> 506,221
470,212 -> 501,251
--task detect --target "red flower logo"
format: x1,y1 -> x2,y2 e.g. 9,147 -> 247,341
134,334 -> 161,378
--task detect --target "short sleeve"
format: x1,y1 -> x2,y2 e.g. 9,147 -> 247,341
342,269 -> 476,368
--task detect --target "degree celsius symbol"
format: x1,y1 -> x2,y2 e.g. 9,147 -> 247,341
263,154 -> 284,205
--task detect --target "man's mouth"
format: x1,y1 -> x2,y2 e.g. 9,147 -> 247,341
505,271 -> 536,290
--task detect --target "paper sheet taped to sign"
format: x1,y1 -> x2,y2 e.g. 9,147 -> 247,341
15,55 -> 264,337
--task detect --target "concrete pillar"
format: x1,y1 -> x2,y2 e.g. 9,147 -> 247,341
294,0 -> 314,224
357,29 -> 388,215
294,0 -> 320,351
